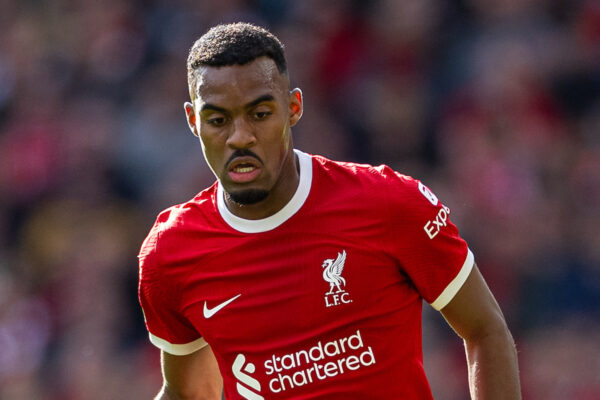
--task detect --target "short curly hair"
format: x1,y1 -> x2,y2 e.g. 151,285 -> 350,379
187,23 -> 288,100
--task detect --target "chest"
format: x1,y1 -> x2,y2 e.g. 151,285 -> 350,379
178,220 -> 419,356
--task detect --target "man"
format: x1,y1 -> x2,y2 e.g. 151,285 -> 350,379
138,23 -> 521,399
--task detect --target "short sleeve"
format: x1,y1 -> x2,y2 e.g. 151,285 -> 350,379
385,171 -> 474,310
138,227 -> 207,355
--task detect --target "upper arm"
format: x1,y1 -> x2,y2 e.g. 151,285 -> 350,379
161,345 -> 223,400
440,263 -> 509,341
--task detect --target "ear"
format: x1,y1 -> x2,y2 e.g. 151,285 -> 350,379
184,101 -> 199,137
289,88 -> 303,127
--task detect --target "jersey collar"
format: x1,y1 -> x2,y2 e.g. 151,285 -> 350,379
217,149 -> 312,233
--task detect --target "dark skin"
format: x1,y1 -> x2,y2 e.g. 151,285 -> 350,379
184,56 -> 303,220
155,57 -> 522,400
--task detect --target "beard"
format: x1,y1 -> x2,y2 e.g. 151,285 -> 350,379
226,189 -> 269,206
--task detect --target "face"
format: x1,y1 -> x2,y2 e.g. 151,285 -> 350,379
185,57 -> 303,211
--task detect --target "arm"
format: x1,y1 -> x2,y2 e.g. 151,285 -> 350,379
155,345 -> 223,400
440,263 -> 522,400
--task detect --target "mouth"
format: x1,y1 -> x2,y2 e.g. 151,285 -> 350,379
227,157 -> 262,183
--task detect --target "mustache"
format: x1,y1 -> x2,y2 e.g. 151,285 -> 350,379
226,149 -> 263,166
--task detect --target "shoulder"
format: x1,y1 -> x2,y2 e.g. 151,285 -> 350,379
310,153 -> 418,197
310,153 -> 397,185
138,184 -> 218,272
309,153 -> 443,222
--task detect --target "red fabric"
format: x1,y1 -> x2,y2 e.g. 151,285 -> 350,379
139,153 -> 470,399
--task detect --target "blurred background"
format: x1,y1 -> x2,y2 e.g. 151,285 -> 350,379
0,0 -> 599,398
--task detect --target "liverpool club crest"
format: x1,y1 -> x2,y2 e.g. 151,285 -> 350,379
322,250 -> 352,307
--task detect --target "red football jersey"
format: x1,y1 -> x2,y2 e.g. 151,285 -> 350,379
139,150 -> 473,399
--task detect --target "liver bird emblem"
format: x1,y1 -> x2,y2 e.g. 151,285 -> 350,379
322,250 -> 347,294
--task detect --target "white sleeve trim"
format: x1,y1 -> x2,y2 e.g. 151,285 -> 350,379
430,249 -> 474,311
149,333 -> 208,356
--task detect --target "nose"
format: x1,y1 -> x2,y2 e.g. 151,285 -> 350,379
226,117 -> 256,149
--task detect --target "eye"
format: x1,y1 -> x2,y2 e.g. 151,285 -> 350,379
255,111 -> 271,119
206,116 -> 227,127
252,107 -> 273,121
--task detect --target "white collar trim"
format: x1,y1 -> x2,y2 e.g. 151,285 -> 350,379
217,149 -> 312,233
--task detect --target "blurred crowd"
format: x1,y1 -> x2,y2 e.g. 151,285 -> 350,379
0,0 -> 599,399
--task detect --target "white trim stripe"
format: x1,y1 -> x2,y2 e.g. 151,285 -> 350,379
149,333 -> 208,355
217,149 -> 313,233
430,249 -> 475,310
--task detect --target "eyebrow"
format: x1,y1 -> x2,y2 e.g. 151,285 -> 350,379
199,103 -> 226,113
199,94 -> 276,113
246,94 -> 275,108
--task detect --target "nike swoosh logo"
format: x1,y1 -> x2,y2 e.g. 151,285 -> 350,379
203,294 -> 241,319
